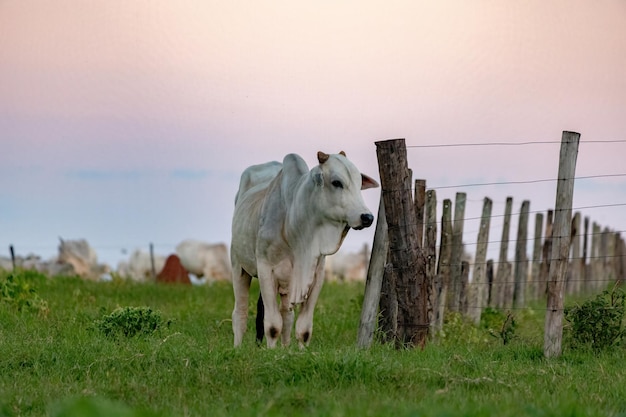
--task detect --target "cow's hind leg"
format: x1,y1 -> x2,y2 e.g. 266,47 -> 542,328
255,292 -> 264,345
232,267 -> 252,347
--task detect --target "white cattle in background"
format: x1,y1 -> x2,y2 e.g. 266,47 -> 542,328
231,151 -> 379,348
117,249 -> 166,282
175,239 -> 231,283
57,238 -> 108,279
325,244 -> 370,282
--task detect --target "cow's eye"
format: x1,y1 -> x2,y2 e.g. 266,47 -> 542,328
331,180 -> 343,189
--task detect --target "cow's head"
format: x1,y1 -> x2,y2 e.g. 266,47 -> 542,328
313,151 -> 379,230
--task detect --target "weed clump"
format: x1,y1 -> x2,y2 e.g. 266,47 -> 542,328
0,270 -> 49,315
481,308 -> 516,345
565,285 -> 625,351
94,306 -> 171,338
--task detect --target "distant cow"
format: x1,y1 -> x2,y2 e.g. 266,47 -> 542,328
175,239 -> 231,283
57,238 -> 109,279
231,151 -> 378,348
325,244 -> 370,282
117,249 -> 166,282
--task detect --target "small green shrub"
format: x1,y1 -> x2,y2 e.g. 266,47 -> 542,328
481,308 -> 516,345
437,312 -> 485,346
94,306 -> 171,338
0,271 -> 49,315
565,285 -> 625,351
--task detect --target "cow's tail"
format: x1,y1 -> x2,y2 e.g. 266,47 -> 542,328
255,292 -> 264,345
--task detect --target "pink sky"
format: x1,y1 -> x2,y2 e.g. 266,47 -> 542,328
1,1 -> 625,268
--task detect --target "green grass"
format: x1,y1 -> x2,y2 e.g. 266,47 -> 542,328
1,270 -> 626,417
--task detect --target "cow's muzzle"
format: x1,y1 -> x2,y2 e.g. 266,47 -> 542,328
354,213 -> 374,230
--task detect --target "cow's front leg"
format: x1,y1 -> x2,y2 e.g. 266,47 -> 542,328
295,258 -> 326,348
258,260 -> 282,348
279,292 -> 294,346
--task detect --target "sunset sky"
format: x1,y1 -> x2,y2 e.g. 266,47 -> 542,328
1,1 -> 625,269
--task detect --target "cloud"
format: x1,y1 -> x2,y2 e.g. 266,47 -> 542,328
169,169 -> 239,182
169,169 -> 210,180
65,169 -> 144,181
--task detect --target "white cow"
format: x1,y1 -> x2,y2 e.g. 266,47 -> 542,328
231,151 -> 378,348
325,244 -> 370,282
175,239 -> 231,283
117,249 -> 166,282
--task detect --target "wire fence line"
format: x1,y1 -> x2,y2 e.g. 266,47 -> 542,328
430,173 -> 626,190
406,139 -> 626,148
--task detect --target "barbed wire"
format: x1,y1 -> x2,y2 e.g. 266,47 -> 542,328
429,173 -> 626,190
406,139 -> 626,148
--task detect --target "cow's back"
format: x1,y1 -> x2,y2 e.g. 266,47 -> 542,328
235,161 -> 282,204
231,161 -> 283,277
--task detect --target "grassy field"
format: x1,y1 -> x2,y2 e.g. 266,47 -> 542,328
1,270 -> 625,417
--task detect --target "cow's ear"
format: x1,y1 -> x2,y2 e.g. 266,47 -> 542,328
312,167 -> 324,186
361,174 -> 379,190
317,151 -> 330,164
339,151 -> 346,157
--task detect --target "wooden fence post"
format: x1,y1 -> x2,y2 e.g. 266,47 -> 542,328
568,212 -> 582,295
495,197 -> 513,309
424,189 -> 438,331
582,216 -> 590,293
486,260 -> 494,306
149,243 -> 156,281
601,227 -> 611,284
358,196 -> 389,348
513,200 -> 530,309
538,210 -> 554,299
591,222 -> 602,291
544,130 -> 580,359
618,235 -> 626,283
460,261 -> 470,315
414,180 -> 426,248
448,192 -> 467,313
469,197 -> 492,324
9,245 -> 16,271
375,138 -> 428,348
530,212 -> 544,300
434,199 -> 452,332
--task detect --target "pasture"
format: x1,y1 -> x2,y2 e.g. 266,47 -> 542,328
1,270 -> 625,417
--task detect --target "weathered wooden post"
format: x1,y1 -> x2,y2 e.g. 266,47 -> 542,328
424,189 -> 438,331
9,245 -> 16,271
591,222 -> 602,291
568,212 -> 582,295
434,199 -> 452,332
530,212 -> 544,300
601,227 -> 611,284
486,260 -> 494,306
375,138 -> 428,348
544,131 -> 580,359
494,197 -> 513,308
460,261 -> 470,315
618,235 -> 626,283
448,192 -> 467,313
513,200 -> 530,309
149,243 -> 156,281
538,210 -> 554,299
414,180 -> 426,248
469,197 -> 492,324
358,197 -> 389,348
582,216 -> 590,293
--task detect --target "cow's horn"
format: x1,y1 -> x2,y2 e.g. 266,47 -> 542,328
339,151 -> 346,157
317,151 -> 330,164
